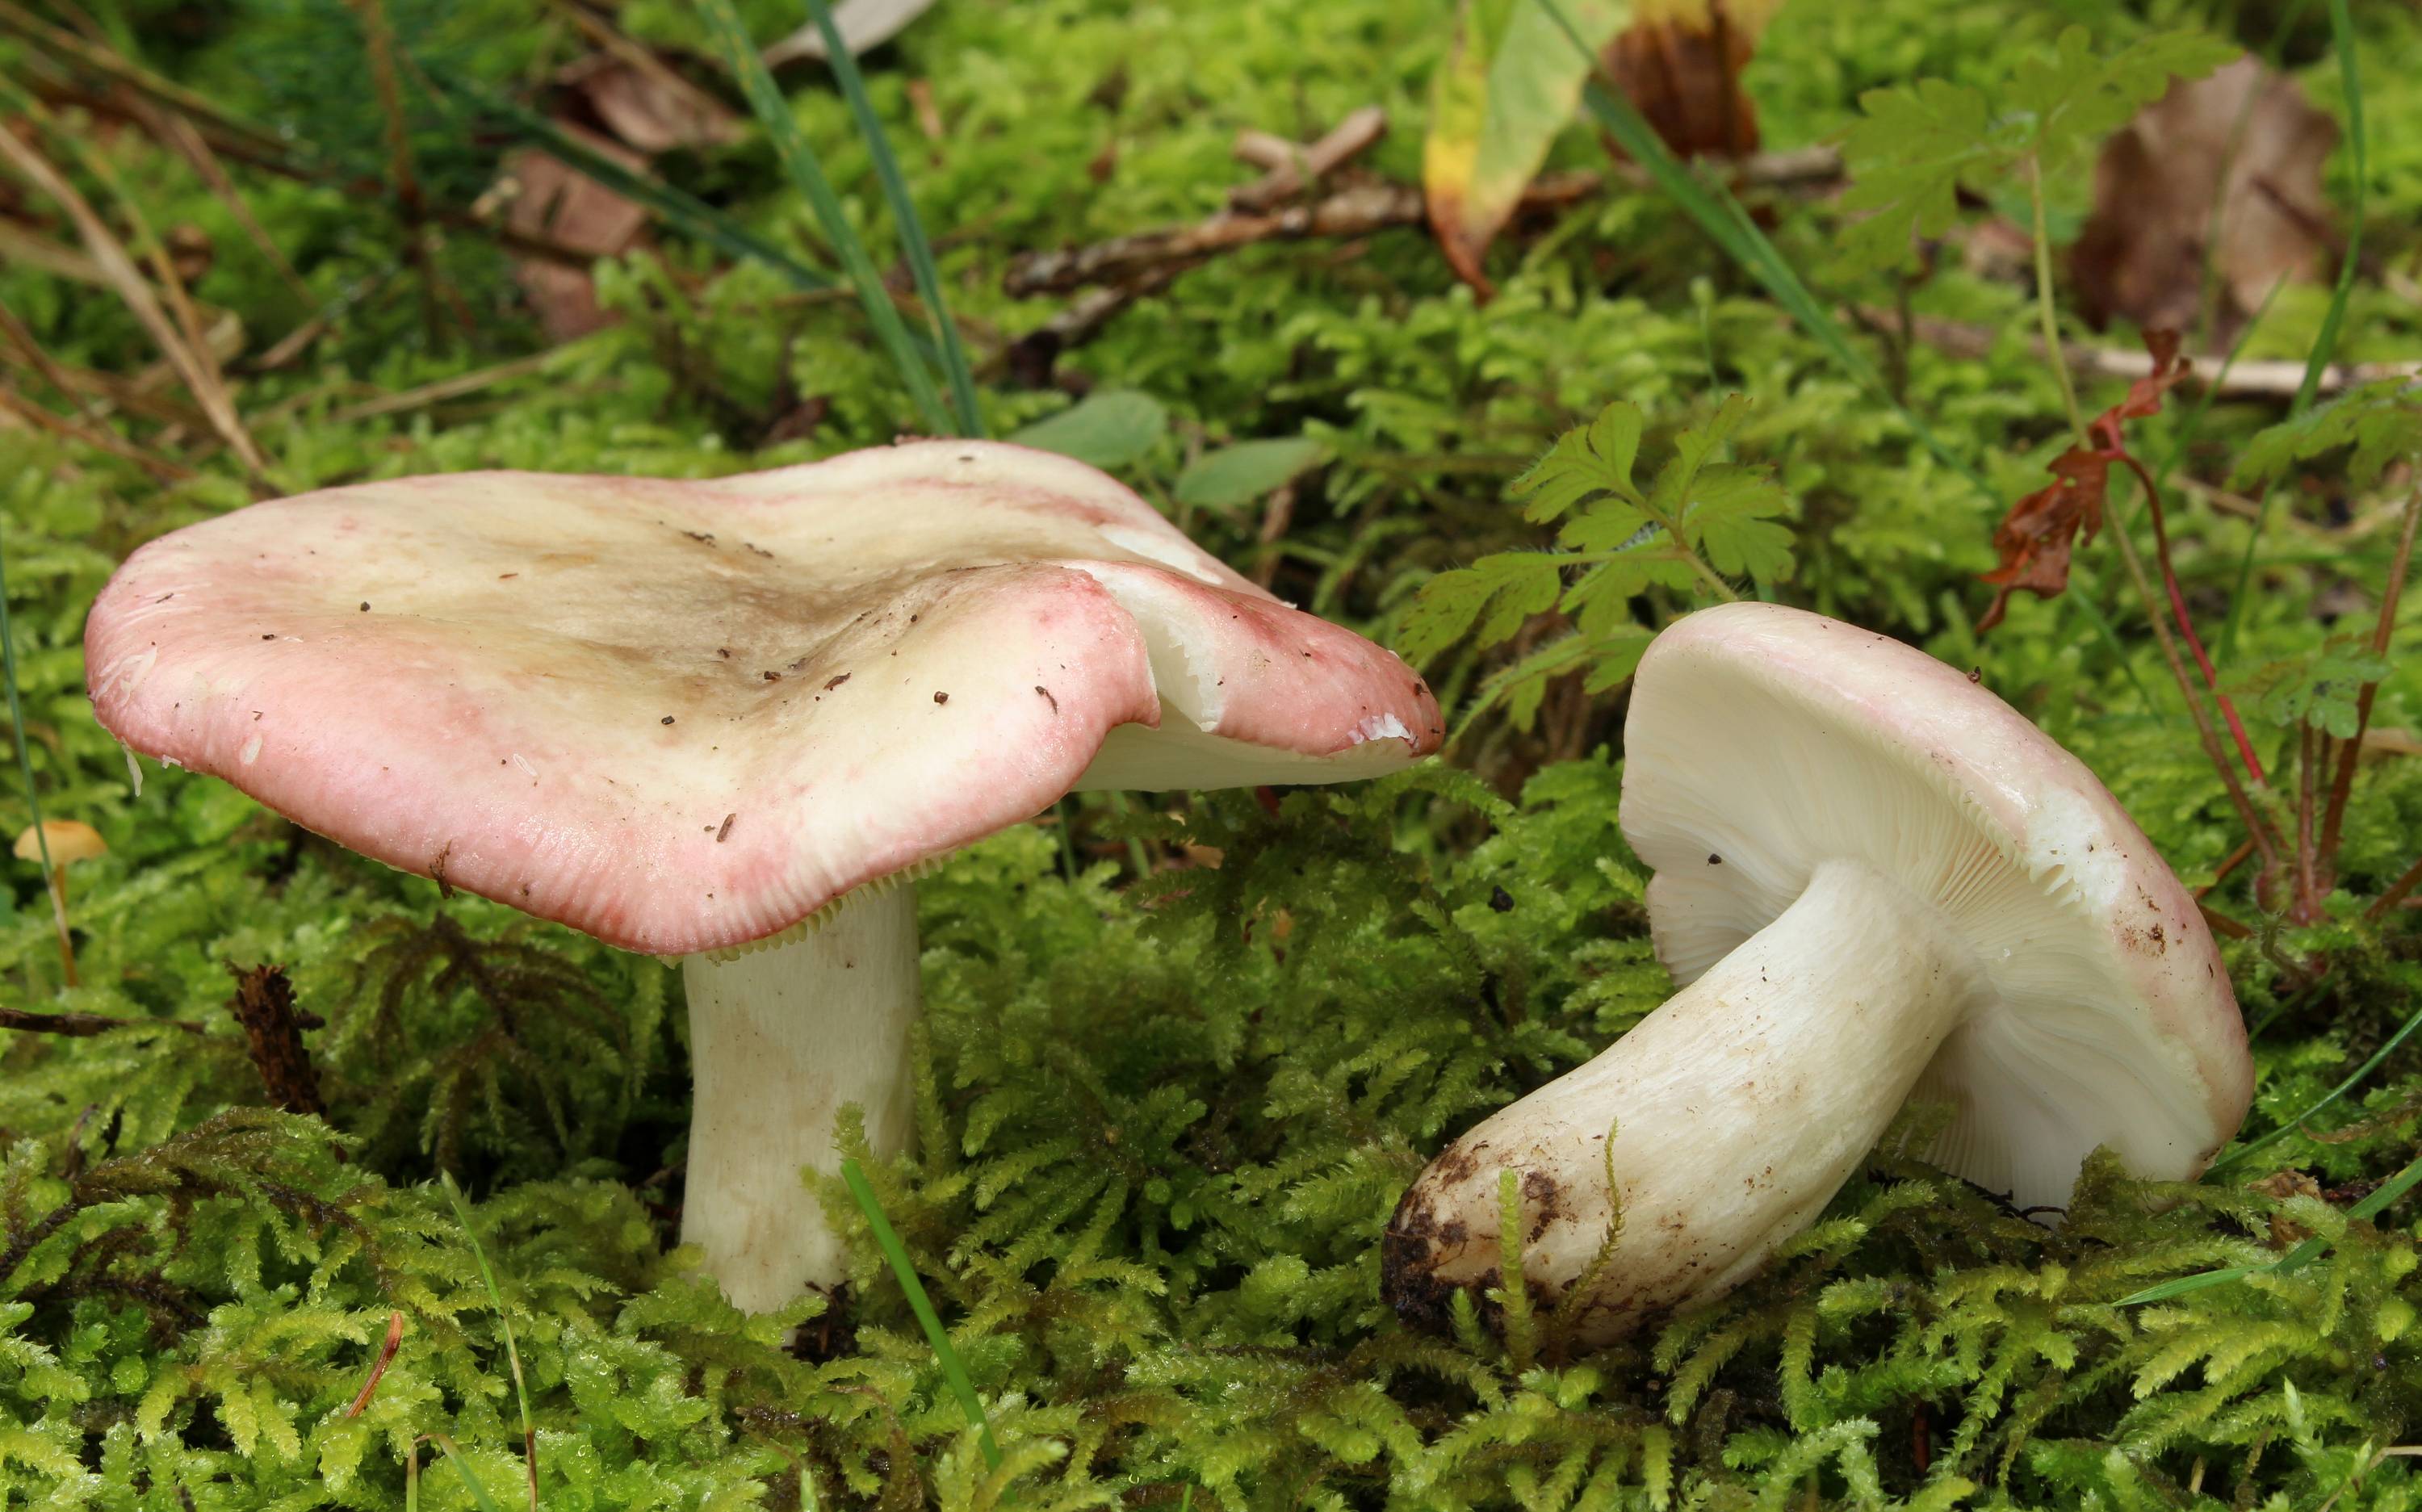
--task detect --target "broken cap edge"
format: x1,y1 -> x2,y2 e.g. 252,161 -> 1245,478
84,471 -> 1440,958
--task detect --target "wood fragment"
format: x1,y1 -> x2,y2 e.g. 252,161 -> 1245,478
0,1003 -> 203,1036
1227,106 -> 1387,212
1006,148 -> 1837,298
225,963 -> 325,1118
1872,308 -> 2419,398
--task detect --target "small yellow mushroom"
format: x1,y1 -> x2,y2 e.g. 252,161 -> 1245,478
14,819 -> 105,989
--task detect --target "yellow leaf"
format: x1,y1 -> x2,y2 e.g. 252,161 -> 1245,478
1422,0 -> 1782,294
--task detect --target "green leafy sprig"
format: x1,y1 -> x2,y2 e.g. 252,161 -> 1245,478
1401,396 -> 1791,736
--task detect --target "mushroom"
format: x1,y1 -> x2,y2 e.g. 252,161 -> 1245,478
15,818 -> 106,988
82,441 -> 1441,1312
1382,602 -> 2251,1345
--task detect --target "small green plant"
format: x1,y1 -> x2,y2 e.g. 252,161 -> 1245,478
1401,394 -> 1791,735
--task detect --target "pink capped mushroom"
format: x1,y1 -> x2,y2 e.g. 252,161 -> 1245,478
1383,601 -> 2251,1346
84,440 -> 1440,1312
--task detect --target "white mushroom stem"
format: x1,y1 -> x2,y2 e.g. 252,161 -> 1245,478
1386,857 -> 1986,1342
680,884 -> 920,1313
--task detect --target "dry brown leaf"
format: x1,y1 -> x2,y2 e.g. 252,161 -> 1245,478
1603,0 -> 1772,157
1979,330 -> 2189,630
503,131 -> 651,342
565,55 -> 740,155
2072,56 -> 2336,343
761,0 -> 936,66
1425,0 -> 1778,298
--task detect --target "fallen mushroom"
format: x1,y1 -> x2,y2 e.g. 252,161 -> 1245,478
1383,602 -> 2251,1346
84,441 -> 1441,1312
15,818 -> 106,988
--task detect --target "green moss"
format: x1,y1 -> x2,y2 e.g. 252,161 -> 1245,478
6,0 -> 2422,1503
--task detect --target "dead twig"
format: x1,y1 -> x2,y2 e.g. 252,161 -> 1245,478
1228,107 -> 1388,212
1007,147 -> 1839,299
0,0 -> 288,156
352,0 -> 469,343
0,1003 -> 203,1037
224,964 -> 326,1119
0,382 -> 199,483
1882,308 -> 2420,398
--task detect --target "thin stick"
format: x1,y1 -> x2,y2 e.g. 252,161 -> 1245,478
2296,725 -> 2319,915
1004,152 -> 1842,298
0,109 -> 269,482
2197,836 -> 2257,898
353,0 -> 464,343
1228,106 -> 1388,212
2367,850 -> 2422,922
2122,454 -> 2267,784
0,384 -> 199,483
2103,515 -> 2284,873
2026,161 -> 2091,443
0,1004 -> 203,1036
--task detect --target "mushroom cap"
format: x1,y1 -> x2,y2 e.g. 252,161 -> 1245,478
85,442 -> 1441,954
14,818 -> 106,865
1619,602 -> 2251,1210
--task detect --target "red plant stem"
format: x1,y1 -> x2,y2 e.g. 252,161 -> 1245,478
2295,726 -> 2320,920
2124,454 -> 2267,785
2368,850 -> 2422,923
2198,898 -> 2255,940
2196,836 -> 2257,898
345,1311 -> 404,1418
2100,466 -> 2283,880
2319,488 -> 2422,877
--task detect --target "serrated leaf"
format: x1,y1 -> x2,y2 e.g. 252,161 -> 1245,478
1833,27 -> 2238,279
1646,392 -> 1754,522
1581,627 -> 1653,693
1557,501 -> 1653,553
1514,402 -> 1647,523
2231,377 -> 2422,491
1399,554 -> 1565,664
1682,466 -> 1793,582
1563,554 -> 1695,634
1175,437 -> 1326,511
1007,389 -> 1168,469
2007,27 -> 2241,177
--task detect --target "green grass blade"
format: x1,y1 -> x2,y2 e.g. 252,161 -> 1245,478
439,1172 -> 538,1511
2118,1143 -> 2422,1306
428,1433 -> 506,1512
0,505 -> 56,888
2206,994 -> 2422,1178
840,1154 -> 1004,1470
698,0 -> 956,436
805,0 -> 983,438
2218,0 -> 2365,663
421,73 -> 845,303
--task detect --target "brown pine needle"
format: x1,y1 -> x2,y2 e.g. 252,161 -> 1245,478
0,383 -> 199,484
0,115 -> 270,484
